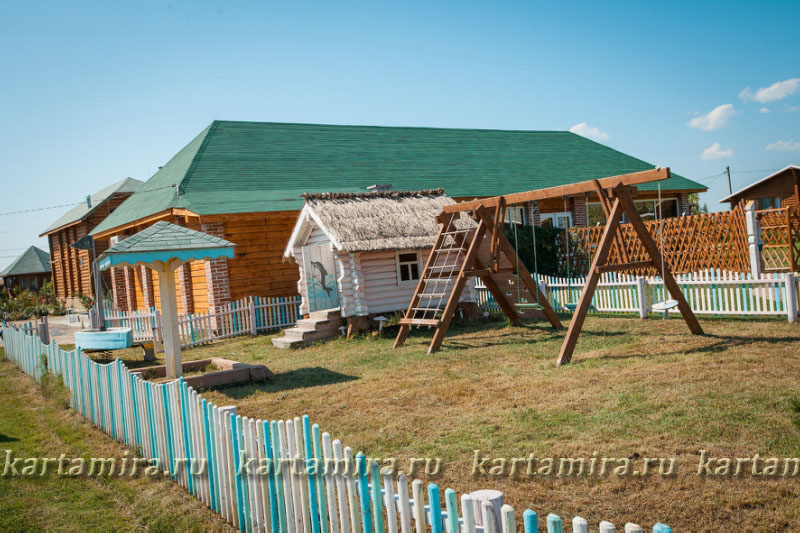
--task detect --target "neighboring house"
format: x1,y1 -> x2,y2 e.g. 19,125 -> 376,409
720,165 -> 800,211
89,120 -> 706,313
283,190 -> 476,319
40,177 -> 143,309
1,246 -> 52,292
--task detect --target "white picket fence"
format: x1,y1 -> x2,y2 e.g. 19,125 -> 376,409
476,270 -> 800,322
1,323 -> 674,532
104,296 -> 302,348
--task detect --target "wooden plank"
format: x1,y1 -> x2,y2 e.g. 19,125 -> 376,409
473,209 -> 562,329
399,318 -> 441,326
596,261 -> 653,274
427,214 -> 489,353
616,189 -> 703,335
557,194 -> 625,365
443,168 -> 669,213
394,213 -> 454,349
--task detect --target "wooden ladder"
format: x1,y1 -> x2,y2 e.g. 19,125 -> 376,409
395,206 -> 562,354
394,210 -> 488,354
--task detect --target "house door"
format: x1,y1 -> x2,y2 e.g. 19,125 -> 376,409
302,244 -> 339,312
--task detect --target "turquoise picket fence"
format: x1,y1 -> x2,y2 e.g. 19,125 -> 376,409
476,269 -> 799,321
1,323 -> 672,532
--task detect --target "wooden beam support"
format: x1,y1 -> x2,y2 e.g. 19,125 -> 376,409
399,318 -> 440,327
596,261 -> 653,274
615,190 -> 703,335
557,193 -> 626,365
473,209 -> 562,330
443,168 -> 669,213
394,213 -> 455,349
426,217 -> 488,354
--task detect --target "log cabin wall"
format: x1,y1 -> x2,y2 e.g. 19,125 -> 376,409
46,193 -> 134,309
110,210 -> 299,314
728,168 -> 800,211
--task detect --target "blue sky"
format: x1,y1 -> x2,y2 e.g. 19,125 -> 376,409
1,1 -> 798,270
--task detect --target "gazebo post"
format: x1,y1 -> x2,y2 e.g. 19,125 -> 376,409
155,259 -> 183,378
95,221 -> 236,380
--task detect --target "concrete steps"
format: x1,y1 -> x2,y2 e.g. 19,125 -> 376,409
271,308 -> 342,349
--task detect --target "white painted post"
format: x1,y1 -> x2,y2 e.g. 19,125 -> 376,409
501,504 -> 515,533
745,200 -> 762,278
636,276 -> 648,318
599,520 -> 616,533
249,297 -> 257,336
785,272 -> 797,323
572,516 -> 588,533
470,490 -> 503,531
623,523 -> 643,533
153,309 -> 163,351
157,263 -> 183,378
38,315 -> 50,345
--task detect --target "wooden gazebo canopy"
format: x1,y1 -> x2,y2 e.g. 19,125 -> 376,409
97,221 -> 235,378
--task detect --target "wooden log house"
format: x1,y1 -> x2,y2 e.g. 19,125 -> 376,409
1,246 -> 52,292
282,190 -> 477,321
40,177 -> 143,309
721,165 -> 800,211
89,120 -> 706,313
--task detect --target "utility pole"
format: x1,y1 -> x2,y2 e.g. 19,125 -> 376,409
725,166 -> 732,195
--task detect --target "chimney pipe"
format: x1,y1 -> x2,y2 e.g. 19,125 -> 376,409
86,195 -> 92,208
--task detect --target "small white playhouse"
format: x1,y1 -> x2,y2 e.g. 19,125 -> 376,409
276,189 -> 476,346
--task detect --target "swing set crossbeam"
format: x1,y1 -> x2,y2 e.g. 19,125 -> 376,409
393,167 -> 703,364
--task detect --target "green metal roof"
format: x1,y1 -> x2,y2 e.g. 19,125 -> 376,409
1,246 -> 51,277
41,177 -> 144,235
97,221 -> 235,270
92,120 -> 706,235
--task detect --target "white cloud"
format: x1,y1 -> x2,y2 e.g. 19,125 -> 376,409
687,104 -> 736,131
759,107 -> 771,114
569,122 -> 609,142
701,142 -> 734,161
739,78 -> 800,103
765,140 -> 800,152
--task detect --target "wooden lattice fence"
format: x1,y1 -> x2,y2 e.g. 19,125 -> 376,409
758,207 -> 799,272
563,206 -> 750,276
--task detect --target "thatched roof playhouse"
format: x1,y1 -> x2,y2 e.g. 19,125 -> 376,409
282,190 -> 476,322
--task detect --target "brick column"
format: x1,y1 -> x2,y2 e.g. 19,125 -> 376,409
677,193 -> 691,216
110,267 -> 129,311
140,265 -> 156,309
524,201 -> 542,227
571,196 -> 587,227
202,222 -> 231,312
123,267 -> 137,311
178,264 -> 195,315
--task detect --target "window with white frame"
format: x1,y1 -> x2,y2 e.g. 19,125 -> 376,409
396,251 -> 422,284
541,212 -> 573,228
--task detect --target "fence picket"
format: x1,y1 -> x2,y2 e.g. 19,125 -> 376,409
2,322 -> 675,533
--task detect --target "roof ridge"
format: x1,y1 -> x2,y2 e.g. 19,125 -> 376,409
303,189 -> 446,200
212,119 -> 570,135
177,120 -> 220,196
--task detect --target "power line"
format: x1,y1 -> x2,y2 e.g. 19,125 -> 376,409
729,168 -> 782,174
0,183 -> 177,217
0,201 -> 82,216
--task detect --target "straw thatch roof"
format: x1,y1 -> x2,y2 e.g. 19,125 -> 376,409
301,189 -> 474,252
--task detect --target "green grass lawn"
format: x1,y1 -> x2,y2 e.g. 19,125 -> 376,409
4,313 -> 800,530
0,348 -> 232,532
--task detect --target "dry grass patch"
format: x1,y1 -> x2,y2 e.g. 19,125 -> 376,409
112,314 -> 800,530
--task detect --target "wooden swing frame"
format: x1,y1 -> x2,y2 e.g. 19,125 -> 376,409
393,167 -> 703,364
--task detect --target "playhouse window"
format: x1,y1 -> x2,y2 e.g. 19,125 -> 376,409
396,251 -> 421,284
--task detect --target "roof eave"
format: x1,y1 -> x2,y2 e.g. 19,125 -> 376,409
719,165 -> 799,203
